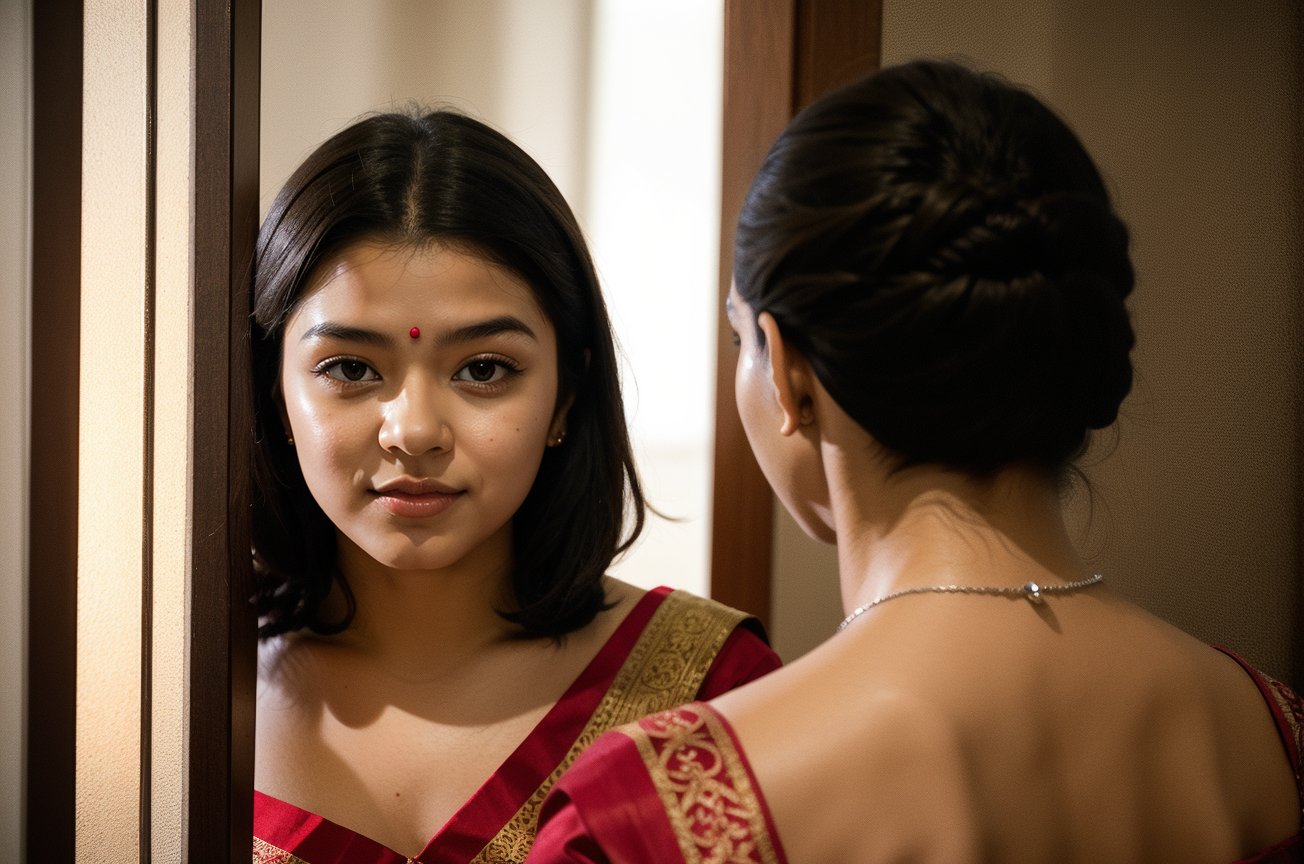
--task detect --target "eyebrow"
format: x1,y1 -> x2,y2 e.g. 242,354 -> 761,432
300,322 -> 393,346
299,316 -> 537,346
438,315 -> 537,345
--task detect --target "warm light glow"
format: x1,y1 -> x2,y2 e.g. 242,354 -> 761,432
586,0 -> 723,596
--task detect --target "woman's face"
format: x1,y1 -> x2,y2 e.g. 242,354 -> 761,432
726,287 -> 834,543
279,240 -> 565,573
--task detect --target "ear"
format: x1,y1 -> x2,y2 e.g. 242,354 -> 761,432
757,312 -> 815,437
548,389 -> 576,445
273,378 -> 293,439
548,348 -> 586,446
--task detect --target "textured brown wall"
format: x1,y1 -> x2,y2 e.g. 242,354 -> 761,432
772,0 -> 1303,682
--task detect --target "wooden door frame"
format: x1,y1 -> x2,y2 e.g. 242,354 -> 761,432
26,1 -> 259,859
27,0 -> 83,856
190,0 -> 260,859
710,0 -> 882,630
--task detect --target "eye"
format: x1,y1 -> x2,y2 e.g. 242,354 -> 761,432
316,358 -> 380,383
453,357 -> 519,386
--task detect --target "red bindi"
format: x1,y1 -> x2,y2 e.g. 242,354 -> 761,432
409,326 -> 421,339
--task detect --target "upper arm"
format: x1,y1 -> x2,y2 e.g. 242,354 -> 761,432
531,729 -> 685,863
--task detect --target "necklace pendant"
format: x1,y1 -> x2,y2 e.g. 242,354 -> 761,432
1024,581 -> 1044,604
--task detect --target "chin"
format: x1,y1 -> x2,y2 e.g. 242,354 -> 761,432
349,532 -> 472,573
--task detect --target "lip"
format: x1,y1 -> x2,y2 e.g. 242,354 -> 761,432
374,476 -> 461,496
372,477 -> 464,518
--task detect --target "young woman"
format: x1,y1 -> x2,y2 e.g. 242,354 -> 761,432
528,60 -> 1302,863
250,111 -> 780,864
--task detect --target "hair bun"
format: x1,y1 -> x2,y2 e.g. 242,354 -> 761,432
736,60 -> 1139,474
1057,269 -> 1136,430
926,195 -> 1050,283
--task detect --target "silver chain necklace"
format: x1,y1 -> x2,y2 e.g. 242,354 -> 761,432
836,573 -> 1105,633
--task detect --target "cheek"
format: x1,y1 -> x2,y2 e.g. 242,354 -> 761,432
733,350 -> 833,540
733,349 -> 770,450
467,400 -> 553,464
281,378 -> 373,490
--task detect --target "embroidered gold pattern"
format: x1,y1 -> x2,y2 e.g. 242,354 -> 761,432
1264,675 -> 1304,824
625,705 -> 780,864
253,836 -> 311,864
469,591 -> 749,863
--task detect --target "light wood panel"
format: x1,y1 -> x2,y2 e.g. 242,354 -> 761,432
711,0 -> 881,632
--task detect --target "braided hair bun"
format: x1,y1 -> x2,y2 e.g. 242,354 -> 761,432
735,60 -> 1135,474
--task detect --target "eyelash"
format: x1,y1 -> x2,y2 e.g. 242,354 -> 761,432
312,355 -> 380,386
453,355 -> 523,391
309,354 -> 524,391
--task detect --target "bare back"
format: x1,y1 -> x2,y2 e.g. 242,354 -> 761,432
717,589 -> 1299,864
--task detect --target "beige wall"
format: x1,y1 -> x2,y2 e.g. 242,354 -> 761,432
2,0 -> 30,857
260,0 -> 593,214
770,0 -> 1303,680
75,0 -> 195,857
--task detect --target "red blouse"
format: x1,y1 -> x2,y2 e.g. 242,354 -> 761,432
253,587 -> 781,864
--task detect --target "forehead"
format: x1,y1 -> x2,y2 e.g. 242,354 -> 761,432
289,239 -> 551,334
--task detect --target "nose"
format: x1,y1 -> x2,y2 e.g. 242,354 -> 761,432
377,377 -> 453,456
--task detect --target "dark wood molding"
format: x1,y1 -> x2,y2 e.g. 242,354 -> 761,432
710,0 -> 881,632
1294,0 -> 1304,695
27,0 -> 83,857
190,0 -> 259,859
710,0 -> 796,631
793,0 -> 882,111
140,0 -> 159,855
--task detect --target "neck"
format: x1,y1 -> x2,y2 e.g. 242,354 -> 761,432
823,441 -> 1088,617
321,525 -> 523,678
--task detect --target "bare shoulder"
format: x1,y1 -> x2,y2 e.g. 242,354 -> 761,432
577,576 -> 645,645
257,632 -> 329,712
600,575 -> 645,615
713,650 -> 982,862
255,633 -> 337,794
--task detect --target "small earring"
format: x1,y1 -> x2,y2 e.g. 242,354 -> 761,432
549,431 -> 567,447
286,435 -> 295,446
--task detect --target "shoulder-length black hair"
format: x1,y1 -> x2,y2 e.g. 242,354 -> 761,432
252,110 -> 644,639
735,59 -> 1136,476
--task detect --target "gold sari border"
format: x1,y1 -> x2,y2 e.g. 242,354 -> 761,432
1263,675 -> 1304,825
625,704 -> 781,864
253,836 -> 311,864
470,590 -> 750,863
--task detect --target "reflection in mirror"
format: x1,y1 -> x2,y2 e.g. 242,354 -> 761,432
249,3 -> 784,860
261,0 -> 724,596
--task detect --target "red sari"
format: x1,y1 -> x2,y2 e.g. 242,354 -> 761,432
252,587 -> 780,864
528,648 -> 1304,864
530,702 -> 786,864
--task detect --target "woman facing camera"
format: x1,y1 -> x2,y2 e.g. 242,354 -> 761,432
250,111 -> 780,864
528,60 -> 1301,863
